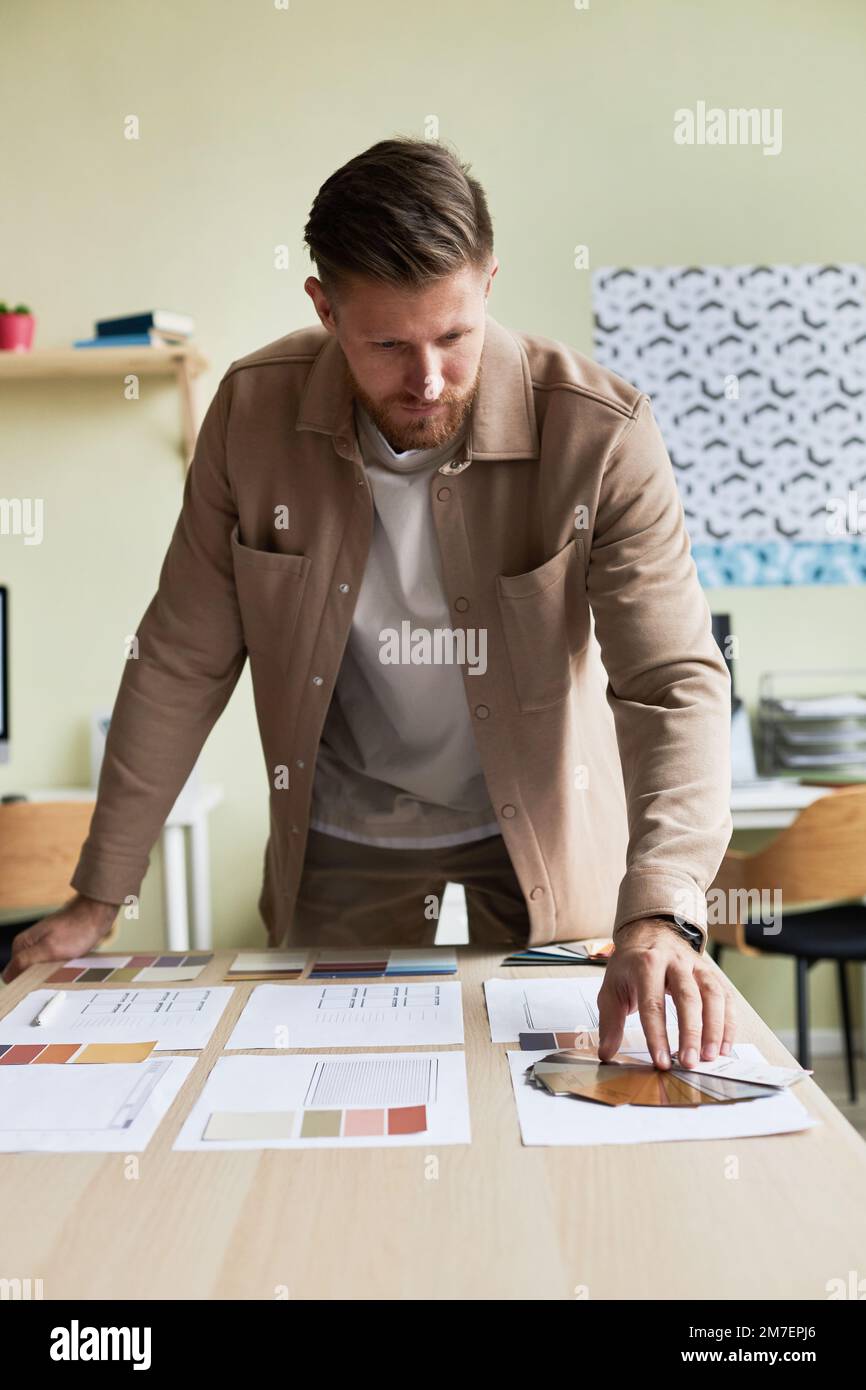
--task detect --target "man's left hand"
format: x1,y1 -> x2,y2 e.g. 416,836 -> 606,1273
597,917 -> 737,1070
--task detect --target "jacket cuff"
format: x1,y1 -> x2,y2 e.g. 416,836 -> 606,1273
70,850 -> 146,911
613,872 -> 709,952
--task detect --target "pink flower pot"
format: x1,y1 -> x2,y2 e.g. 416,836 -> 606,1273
0,314 -> 35,351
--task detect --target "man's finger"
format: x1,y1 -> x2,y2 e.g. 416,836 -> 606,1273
667,967 -> 703,1068
634,957 -> 675,1069
697,975 -> 727,1061
720,989 -> 738,1056
597,980 -> 630,1062
2,946 -> 42,985
1,927 -> 60,985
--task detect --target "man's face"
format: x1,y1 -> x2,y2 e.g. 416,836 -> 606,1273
304,259 -> 498,453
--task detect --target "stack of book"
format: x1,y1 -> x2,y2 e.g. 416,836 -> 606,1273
73,309 -> 195,349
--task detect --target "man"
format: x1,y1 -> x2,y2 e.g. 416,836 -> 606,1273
4,137 -> 736,1071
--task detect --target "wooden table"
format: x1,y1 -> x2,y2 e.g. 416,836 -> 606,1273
1,949 -> 864,1300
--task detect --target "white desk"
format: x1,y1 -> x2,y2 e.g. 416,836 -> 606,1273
730,777 -> 832,829
24,784 -> 223,951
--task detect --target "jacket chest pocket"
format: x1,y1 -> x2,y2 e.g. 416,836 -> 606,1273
231,524 -> 311,673
496,538 -> 590,712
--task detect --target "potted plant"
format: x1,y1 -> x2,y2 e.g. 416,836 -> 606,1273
0,303 -> 35,352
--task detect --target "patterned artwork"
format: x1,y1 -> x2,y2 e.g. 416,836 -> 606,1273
591,263 -> 866,585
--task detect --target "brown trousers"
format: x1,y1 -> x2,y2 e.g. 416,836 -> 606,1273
287,829 -> 532,948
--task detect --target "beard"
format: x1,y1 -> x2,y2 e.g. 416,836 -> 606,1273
345,359 -> 482,454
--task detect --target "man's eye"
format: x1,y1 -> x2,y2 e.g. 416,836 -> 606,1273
375,341 -> 398,350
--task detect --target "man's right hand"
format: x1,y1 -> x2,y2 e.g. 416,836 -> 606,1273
2,893 -> 121,985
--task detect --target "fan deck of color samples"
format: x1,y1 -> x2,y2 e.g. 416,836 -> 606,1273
502,940 -> 614,967
529,1048 -> 781,1107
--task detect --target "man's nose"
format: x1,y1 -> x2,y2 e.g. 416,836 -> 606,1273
406,355 -> 445,403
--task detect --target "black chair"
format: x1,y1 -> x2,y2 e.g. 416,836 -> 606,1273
709,786 -> 866,1104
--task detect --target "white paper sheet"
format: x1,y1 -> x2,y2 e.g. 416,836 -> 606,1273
506,1045 -> 820,1147
174,1051 -> 471,1150
0,1057 -> 196,1152
225,981 -> 464,1050
484,976 -> 680,1047
1,988 -> 233,1052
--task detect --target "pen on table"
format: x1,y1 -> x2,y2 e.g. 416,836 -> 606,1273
32,992 -> 65,1027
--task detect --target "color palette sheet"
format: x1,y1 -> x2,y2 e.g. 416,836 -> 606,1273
1,987 -> 233,1052
484,976 -> 678,1048
507,1045 -> 818,1147
174,1052 -> 471,1150
225,950 -> 308,981
225,981 -> 464,1050
0,1056 -> 196,1152
0,1041 -> 156,1065
46,953 -> 213,985
309,948 -> 457,979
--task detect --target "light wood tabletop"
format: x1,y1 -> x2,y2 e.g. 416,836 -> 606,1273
1,949 -> 864,1300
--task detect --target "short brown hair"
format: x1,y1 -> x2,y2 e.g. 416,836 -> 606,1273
303,136 -> 494,306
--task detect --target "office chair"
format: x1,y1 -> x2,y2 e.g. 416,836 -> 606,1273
0,800 -> 95,973
709,785 -> 866,1103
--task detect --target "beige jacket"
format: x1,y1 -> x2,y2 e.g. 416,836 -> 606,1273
71,312 -> 733,950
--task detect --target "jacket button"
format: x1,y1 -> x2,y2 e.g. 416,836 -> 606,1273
436,487 -> 451,500
529,886 -> 545,901
501,804 -> 516,818
455,597 -> 469,612
295,760 -> 305,769
312,675 -> 324,686
338,583 -> 350,593
474,704 -> 490,719
290,824 -> 300,834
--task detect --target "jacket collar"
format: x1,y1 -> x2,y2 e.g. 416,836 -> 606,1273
295,310 -> 539,463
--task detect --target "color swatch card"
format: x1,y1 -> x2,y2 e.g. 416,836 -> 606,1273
225,981 -> 464,1050
225,951 -> 308,981
0,1041 -> 156,1065
1,987 -> 233,1052
174,1052 -> 471,1150
484,976 -> 679,1048
309,948 -> 457,979
45,953 -> 213,985
507,1046 -> 819,1148
0,1056 -> 196,1152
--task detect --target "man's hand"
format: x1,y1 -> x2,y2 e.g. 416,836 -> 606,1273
597,917 -> 736,1070
2,893 -> 120,985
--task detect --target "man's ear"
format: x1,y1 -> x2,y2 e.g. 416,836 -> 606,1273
304,276 -> 338,334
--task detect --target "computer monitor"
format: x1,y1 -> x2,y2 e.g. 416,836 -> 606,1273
711,610 -> 760,782
0,586 -> 7,763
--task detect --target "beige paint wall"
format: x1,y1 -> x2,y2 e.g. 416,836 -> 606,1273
2,0 -> 864,1031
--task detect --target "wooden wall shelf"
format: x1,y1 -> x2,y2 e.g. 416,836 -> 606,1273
0,344 -> 210,468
